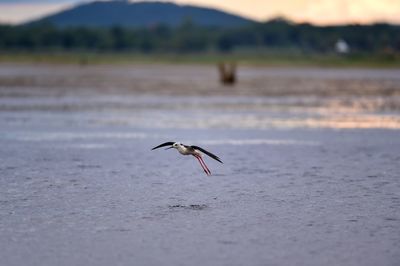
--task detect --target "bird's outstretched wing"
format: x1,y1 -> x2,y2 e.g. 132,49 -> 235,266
191,146 -> 223,163
151,142 -> 174,150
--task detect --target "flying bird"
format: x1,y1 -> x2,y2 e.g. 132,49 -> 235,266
151,142 -> 223,176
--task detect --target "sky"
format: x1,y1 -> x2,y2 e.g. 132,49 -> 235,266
0,0 -> 399,25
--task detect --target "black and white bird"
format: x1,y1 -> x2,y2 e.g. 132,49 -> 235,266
151,142 -> 223,176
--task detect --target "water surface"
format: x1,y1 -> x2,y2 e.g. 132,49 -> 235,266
0,64 -> 399,266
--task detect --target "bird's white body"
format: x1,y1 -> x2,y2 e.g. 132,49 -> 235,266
175,143 -> 201,156
175,144 -> 189,155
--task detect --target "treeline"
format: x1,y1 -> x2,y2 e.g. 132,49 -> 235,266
0,19 -> 399,53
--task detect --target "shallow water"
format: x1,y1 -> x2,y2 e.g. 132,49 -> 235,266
0,64 -> 400,266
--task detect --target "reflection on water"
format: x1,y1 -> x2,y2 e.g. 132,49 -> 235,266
0,65 -> 400,130
83,95 -> 400,130
1,95 -> 400,130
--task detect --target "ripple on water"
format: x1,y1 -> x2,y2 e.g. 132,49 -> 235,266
168,204 -> 208,210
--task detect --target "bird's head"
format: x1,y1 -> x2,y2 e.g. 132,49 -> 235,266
172,142 -> 181,148
165,142 -> 180,150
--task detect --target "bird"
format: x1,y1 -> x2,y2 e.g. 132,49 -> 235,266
151,142 -> 223,176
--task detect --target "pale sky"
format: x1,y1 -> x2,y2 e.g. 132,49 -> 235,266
0,0 -> 399,25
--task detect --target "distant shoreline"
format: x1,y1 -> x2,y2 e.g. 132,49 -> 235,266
0,52 -> 399,68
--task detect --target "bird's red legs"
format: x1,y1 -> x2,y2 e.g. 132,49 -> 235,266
195,156 -> 209,175
198,156 -> 211,175
195,156 -> 207,175
194,155 -> 211,176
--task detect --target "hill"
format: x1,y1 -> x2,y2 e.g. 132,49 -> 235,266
30,0 -> 255,28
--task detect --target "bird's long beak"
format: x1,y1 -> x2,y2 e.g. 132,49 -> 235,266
165,146 -> 173,150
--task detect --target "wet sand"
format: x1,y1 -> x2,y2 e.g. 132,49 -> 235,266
0,63 -> 399,266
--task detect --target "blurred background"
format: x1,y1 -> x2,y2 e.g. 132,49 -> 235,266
0,0 -> 399,65
0,1 -> 400,266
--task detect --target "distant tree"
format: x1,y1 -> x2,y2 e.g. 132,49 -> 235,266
217,35 -> 234,52
0,20 -> 399,54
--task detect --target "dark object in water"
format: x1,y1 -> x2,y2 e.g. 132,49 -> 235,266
218,62 -> 236,85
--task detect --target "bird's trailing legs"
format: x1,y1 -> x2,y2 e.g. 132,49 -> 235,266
194,155 -> 211,176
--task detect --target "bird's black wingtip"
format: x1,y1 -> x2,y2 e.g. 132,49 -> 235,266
151,141 -> 175,151
214,156 -> 223,164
